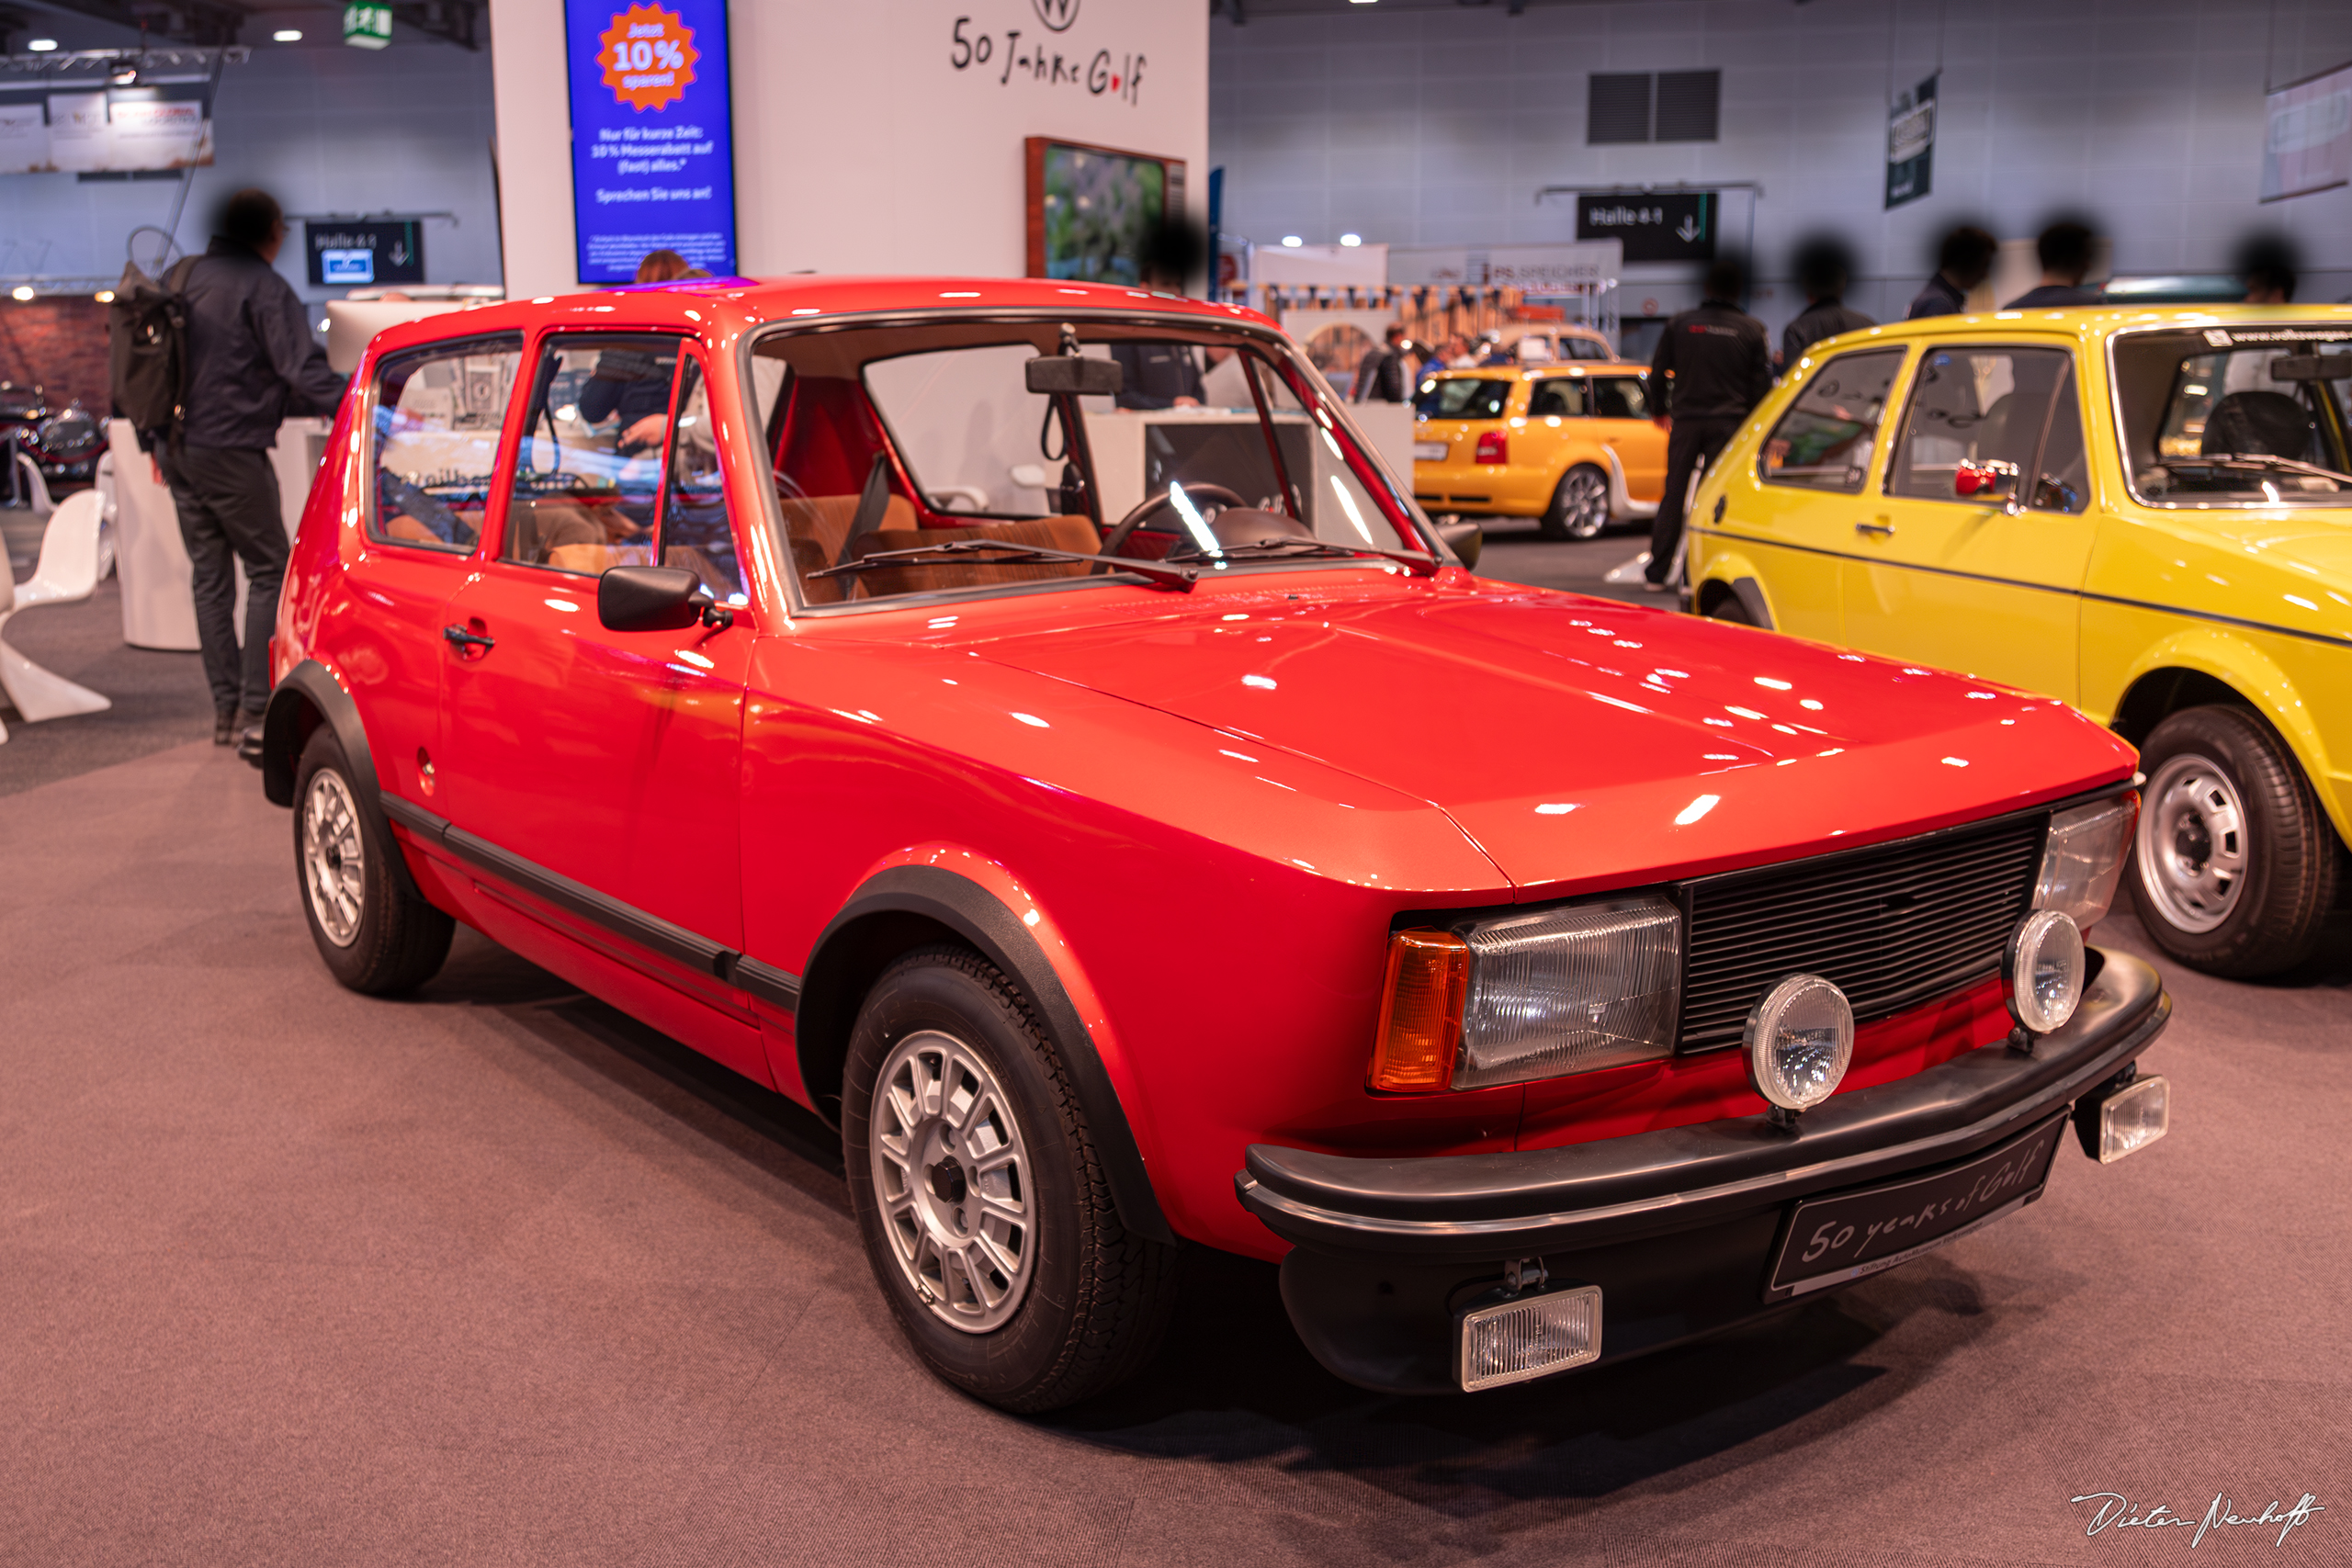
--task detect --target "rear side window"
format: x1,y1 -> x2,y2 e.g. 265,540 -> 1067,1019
1589,376 -> 1649,419
1415,378 -> 1513,420
368,334 -> 522,552
1528,380 -> 1585,418
1758,348 -> 1904,492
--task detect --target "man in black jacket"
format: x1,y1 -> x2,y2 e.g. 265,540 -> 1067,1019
157,188 -> 346,743
1906,225 -> 1996,319
1780,240 -> 1873,367
1646,259 -> 1771,590
2002,221 -> 2099,309
1352,323 -> 1416,402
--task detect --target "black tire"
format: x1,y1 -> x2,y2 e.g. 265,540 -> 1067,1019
2128,705 -> 2340,977
1703,590 -> 1758,626
293,726 -> 453,994
1540,464 -> 1611,541
842,946 -> 1179,1412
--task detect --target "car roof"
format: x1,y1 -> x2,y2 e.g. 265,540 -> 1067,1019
1424,363 -> 1640,379
1792,301 -> 2352,360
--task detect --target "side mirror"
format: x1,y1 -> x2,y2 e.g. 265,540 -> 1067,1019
1025,355 -> 1125,398
1954,458 -> 2021,501
598,564 -> 732,632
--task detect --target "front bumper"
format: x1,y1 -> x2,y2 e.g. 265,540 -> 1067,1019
1235,946 -> 2170,1393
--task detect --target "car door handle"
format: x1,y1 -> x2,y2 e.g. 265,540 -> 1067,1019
1854,522 -> 1894,537
442,625 -> 496,652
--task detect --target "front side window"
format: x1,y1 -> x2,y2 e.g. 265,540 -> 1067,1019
1758,348 -> 1904,493
1414,377 -> 1515,420
660,354 -> 742,600
368,334 -> 522,552
749,318 -> 1425,607
1887,345 -> 2074,503
2112,325 -> 2352,504
503,334 -> 682,575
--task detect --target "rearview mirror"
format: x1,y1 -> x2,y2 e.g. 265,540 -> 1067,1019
598,564 -> 732,632
1026,355 -> 1124,397
2268,354 -> 2352,382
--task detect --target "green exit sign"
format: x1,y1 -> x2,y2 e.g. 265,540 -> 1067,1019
343,3 -> 392,49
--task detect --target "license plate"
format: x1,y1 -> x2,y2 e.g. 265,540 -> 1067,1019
1764,1114 -> 2069,1301
1413,441 -> 1449,462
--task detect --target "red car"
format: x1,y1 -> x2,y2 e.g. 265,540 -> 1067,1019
251,277 -> 2173,1410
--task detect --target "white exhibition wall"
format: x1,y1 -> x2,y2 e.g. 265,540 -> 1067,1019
0,43 -> 503,302
1209,0 -> 2352,336
492,0 -> 1210,297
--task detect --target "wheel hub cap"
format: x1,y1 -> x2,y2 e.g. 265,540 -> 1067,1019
869,1030 -> 1035,1333
2136,751 -> 2247,934
300,771 -> 367,948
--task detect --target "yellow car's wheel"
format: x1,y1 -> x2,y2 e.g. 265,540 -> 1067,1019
2128,705 -> 2341,977
1541,466 -> 1611,541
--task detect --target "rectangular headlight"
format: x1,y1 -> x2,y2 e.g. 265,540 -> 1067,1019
1459,1284 -> 1603,1392
2094,1074 -> 2170,1163
2036,792 -> 2137,929
1453,895 -> 1681,1089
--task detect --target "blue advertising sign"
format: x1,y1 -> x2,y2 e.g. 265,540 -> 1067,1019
563,0 -> 737,284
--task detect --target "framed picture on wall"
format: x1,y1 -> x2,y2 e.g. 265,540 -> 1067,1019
1024,137 -> 1187,288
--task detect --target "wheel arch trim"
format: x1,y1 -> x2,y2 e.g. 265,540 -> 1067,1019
797,860 -> 1175,1244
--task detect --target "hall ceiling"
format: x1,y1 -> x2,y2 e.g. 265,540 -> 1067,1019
3,0 -> 481,49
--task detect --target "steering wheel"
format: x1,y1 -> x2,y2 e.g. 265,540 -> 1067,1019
1098,483 -> 1250,560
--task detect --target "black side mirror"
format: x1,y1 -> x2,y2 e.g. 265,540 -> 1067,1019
1025,355 -> 1125,397
598,564 -> 733,632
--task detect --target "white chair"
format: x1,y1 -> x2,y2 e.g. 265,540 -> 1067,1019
0,488 -> 112,728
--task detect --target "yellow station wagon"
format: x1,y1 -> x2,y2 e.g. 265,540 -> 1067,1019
1689,306 -> 2352,977
1413,365 -> 1666,538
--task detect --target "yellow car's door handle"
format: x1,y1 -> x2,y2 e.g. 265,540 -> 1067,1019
1855,521 -> 1894,537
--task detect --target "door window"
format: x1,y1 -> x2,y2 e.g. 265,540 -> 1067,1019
1887,346 -> 2072,503
659,355 -> 743,600
2030,366 -> 2089,513
1758,348 -> 1904,492
1589,376 -> 1649,419
367,334 -> 522,552
504,334 -> 683,575
1528,380 -> 1585,418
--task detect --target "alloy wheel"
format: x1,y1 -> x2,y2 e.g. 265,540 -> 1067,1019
2136,750 -> 2248,934
1561,468 -> 1610,537
868,1028 -> 1036,1334
300,770 -> 367,948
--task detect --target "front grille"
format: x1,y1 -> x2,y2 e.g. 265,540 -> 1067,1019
1678,815 -> 2045,1052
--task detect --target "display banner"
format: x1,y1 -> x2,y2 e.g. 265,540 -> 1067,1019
2261,60 -> 2352,203
1389,242 -> 1622,294
1886,73 -> 1936,209
305,220 -> 425,288
1577,193 -> 1713,264
0,79 -> 215,175
563,0 -> 737,284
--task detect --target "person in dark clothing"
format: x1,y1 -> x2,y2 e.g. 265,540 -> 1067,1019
1906,225 -> 1996,320
2239,234 -> 2298,304
1780,239 -> 1874,367
1645,259 -> 1772,590
2003,221 -> 2099,308
1110,342 -> 1204,409
156,187 -> 347,744
1352,323 -> 1415,402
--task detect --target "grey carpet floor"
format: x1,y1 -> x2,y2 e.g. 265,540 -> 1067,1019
1,741 -> 2346,1566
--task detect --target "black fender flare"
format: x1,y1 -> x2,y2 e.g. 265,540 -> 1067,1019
797,864 -> 1174,1245
259,660 -> 425,900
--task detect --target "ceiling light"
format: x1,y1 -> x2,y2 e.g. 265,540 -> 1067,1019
1340,233 -> 1363,247
94,288 -> 115,303
28,37 -> 58,51
1281,235 -> 1303,247
273,28 -> 302,41
10,286 -> 35,301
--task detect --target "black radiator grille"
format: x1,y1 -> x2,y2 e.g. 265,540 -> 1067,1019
1679,815 -> 2045,1052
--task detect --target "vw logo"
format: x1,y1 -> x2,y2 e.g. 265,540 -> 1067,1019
1032,0 -> 1079,30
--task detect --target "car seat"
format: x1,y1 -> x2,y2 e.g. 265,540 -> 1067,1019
2200,390 -> 2312,459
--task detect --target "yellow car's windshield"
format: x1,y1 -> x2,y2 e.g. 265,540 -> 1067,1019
2114,325 -> 2352,504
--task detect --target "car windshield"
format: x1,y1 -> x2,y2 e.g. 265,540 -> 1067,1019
2112,325 -> 2352,504
747,317 -> 1425,607
1415,377 -> 1513,420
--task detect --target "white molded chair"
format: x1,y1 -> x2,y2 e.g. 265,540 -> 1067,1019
0,488 -> 113,731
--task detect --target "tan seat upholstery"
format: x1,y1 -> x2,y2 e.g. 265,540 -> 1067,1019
546,542 -> 618,576
847,515 -> 1100,597
777,493 -> 920,604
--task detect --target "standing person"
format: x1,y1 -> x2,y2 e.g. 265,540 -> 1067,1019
634,249 -> 692,283
157,188 -> 346,745
1780,240 -> 1874,367
1351,323 -> 1414,402
2240,237 -> 2297,304
1906,226 -> 1996,319
2003,221 -> 2100,308
1645,259 -> 1771,592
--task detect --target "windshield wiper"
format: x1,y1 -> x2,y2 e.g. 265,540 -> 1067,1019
2162,453 -> 2352,485
807,537 -> 1196,592
1166,537 -> 1441,577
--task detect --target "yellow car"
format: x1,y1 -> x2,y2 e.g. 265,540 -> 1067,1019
1412,365 -> 1666,538
1688,305 -> 2352,977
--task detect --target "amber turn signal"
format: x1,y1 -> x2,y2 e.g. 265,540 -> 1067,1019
1369,929 -> 1469,1092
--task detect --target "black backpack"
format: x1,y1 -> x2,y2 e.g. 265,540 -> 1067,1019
107,254 -> 200,442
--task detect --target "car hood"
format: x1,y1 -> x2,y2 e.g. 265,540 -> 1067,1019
967,580 -> 2136,897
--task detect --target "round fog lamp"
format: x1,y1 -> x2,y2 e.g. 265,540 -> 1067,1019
1744,974 -> 1854,1116
2006,909 -> 2085,1034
